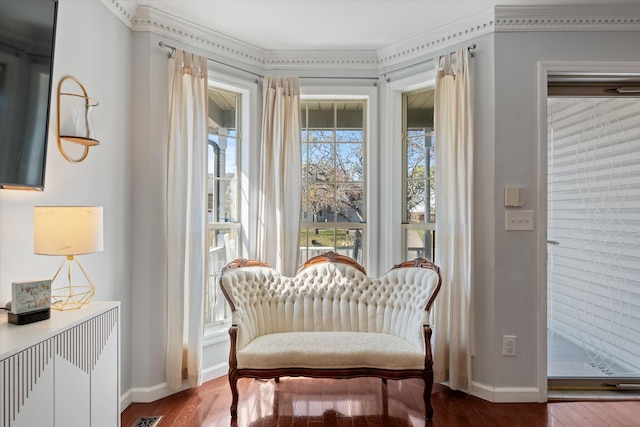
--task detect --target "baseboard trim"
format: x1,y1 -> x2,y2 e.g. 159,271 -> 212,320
120,363 -> 229,410
120,389 -> 133,412
130,381 -> 189,404
471,381 -> 542,403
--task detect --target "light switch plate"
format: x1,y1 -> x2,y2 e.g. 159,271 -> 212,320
505,210 -> 534,231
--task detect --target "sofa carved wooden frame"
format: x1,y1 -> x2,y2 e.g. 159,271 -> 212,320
221,252 -> 442,420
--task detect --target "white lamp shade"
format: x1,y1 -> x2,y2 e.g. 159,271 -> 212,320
34,206 -> 104,255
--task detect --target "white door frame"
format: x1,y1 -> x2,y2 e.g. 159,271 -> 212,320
536,61 -> 640,402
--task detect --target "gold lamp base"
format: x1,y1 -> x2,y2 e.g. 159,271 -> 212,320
50,255 -> 96,311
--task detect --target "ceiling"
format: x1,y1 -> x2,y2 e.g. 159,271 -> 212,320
137,0 -> 640,52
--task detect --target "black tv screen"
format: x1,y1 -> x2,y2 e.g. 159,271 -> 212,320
0,0 -> 57,190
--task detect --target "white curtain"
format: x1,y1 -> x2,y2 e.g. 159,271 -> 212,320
165,49 -> 207,390
257,77 -> 302,276
433,48 -> 474,391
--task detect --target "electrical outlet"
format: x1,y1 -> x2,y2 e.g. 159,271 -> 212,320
503,335 -> 516,356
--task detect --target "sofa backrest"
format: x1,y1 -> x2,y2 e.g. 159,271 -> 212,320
220,253 -> 442,351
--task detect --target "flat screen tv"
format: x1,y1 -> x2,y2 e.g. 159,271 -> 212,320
0,0 -> 57,190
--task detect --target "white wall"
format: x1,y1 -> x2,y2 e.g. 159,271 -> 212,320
129,30 -> 170,397
485,30 -> 640,395
0,0 -> 133,398
468,33 -> 498,392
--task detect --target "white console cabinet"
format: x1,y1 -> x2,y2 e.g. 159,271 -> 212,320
0,302 -> 120,427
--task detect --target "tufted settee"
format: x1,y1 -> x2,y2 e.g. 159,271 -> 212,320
220,252 -> 442,419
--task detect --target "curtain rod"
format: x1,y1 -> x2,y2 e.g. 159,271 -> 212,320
381,43 -> 477,83
159,41 -> 263,80
159,41 -> 379,83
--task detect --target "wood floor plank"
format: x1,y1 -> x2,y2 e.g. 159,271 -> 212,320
122,376 -> 640,427
549,402 -> 601,427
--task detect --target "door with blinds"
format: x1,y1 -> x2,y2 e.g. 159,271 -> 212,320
547,87 -> 640,389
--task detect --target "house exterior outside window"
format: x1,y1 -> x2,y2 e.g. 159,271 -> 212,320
300,99 -> 367,265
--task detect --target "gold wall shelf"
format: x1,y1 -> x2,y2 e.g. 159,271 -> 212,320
57,76 -> 99,162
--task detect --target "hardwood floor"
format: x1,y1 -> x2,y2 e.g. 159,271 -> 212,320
121,376 -> 640,427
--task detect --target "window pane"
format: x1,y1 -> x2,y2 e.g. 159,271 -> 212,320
404,229 -> 435,262
405,178 -> 435,224
337,227 -> 363,263
336,143 -> 363,182
407,135 -> 426,174
337,183 -> 364,222
217,179 -> 236,222
306,182 -> 334,223
301,184 -> 312,223
406,179 -> 426,223
308,129 -> 334,142
308,102 -> 335,128
224,137 -> 237,176
302,142 -> 308,169
299,227 -> 335,260
208,88 -> 237,129
205,228 -> 238,324
308,143 -> 335,181
336,102 -> 363,127
336,129 -> 363,142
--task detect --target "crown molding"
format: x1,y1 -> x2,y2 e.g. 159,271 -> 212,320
131,6 -> 266,66
377,8 -> 494,69
129,6 -> 380,70
262,50 -> 380,71
100,2 -> 640,72
100,0 -> 137,30
495,5 -> 640,32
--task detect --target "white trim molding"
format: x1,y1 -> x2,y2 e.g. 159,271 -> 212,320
495,5 -> 640,32
100,2 -> 640,73
100,0 -> 137,29
377,8 -> 495,69
121,362 -> 227,408
471,381 -> 543,403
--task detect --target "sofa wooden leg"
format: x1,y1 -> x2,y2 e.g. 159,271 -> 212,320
381,378 -> 389,418
423,324 -> 435,420
229,371 -> 239,418
228,326 -> 239,418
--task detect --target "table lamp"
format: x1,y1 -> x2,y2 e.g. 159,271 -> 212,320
34,206 -> 103,310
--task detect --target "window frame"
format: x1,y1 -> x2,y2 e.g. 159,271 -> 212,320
299,86 -> 377,272
379,69 -> 437,270
204,71 -> 259,336
401,88 -> 436,263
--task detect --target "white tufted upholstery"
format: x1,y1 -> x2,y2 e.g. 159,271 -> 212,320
220,261 -> 440,369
